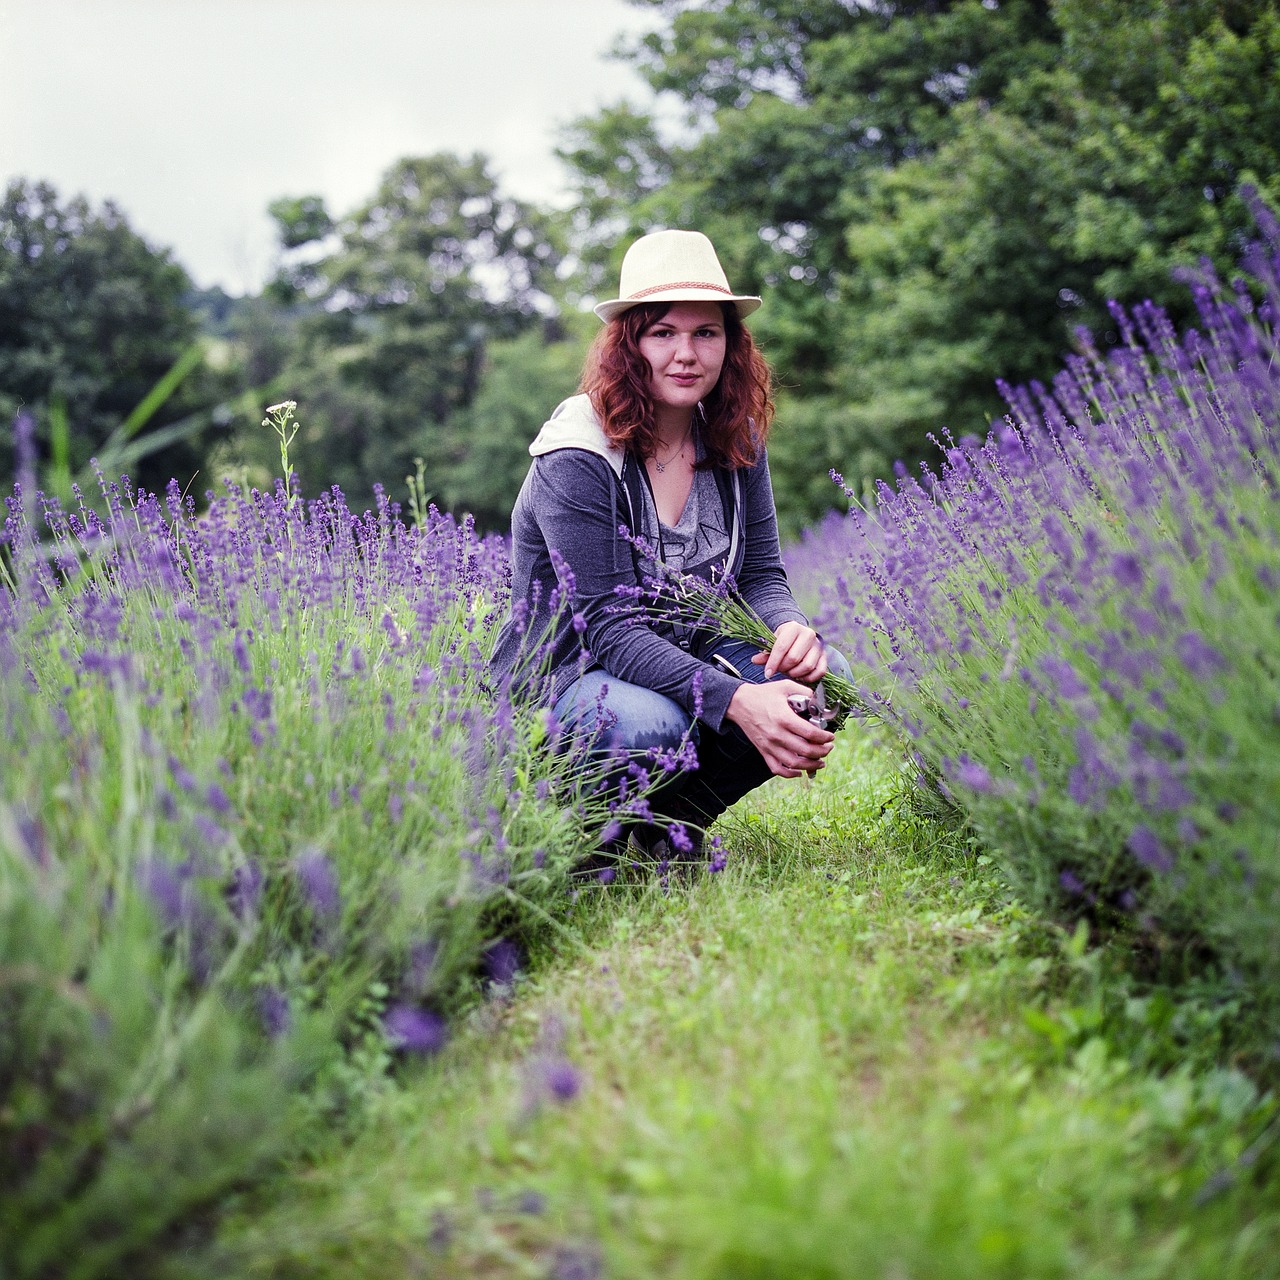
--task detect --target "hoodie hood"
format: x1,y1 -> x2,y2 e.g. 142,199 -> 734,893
528,394 -> 624,477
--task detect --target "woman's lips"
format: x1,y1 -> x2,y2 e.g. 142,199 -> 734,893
670,374 -> 700,385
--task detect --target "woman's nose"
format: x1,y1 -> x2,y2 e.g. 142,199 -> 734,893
674,335 -> 696,363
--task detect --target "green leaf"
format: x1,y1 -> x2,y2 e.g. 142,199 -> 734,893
114,341 -> 206,443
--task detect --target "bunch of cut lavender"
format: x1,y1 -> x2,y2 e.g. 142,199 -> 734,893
640,563 -> 873,725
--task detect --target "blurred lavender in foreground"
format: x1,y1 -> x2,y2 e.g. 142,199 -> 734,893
0,456 -> 617,1268
383,1003 -> 448,1055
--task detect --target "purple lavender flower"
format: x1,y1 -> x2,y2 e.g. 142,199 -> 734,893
953,757 -> 994,793
205,782 -> 233,816
1040,656 -> 1089,700
542,1057 -> 582,1102
383,1003 -> 448,1054
168,756 -> 198,793
707,835 -> 728,874
227,859 -> 264,919
1109,552 -> 1144,591
1174,631 -> 1226,678
1067,765 -> 1098,808
192,813 -> 227,849
550,1245 -> 602,1280
294,848 -> 341,920
484,938 -> 521,985
1059,869 -> 1086,896
257,985 -> 292,1039
515,1190 -> 546,1215
667,822 -> 694,854
140,859 -> 188,929
1128,825 -> 1174,873
242,686 -> 273,722
232,631 -> 252,674
14,812 -> 47,867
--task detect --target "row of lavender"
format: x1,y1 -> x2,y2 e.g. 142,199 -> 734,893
791,195 -> 1280,1053
0,476 -> 598,1277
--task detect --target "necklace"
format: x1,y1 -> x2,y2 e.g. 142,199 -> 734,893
653,425 -> 693,474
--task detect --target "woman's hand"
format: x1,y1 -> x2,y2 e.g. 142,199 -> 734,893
752,621 -> 828,684
726,680 -> 835,778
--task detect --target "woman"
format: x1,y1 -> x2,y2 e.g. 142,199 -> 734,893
490,229 -> 849,847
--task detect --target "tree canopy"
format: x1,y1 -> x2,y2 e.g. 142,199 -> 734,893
559,0 -> 1280,528
228,153 -> 569,506
0,179 -> 219,496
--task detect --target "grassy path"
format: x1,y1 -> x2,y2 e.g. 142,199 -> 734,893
211,737 -> 1279,1279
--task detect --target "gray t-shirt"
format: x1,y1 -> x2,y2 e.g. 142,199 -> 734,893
638,433 -> 732,581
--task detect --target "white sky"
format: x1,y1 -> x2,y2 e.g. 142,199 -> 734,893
1,0 -> 657,293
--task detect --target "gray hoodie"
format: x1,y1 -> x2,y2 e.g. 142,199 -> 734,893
489,394 -> 807,731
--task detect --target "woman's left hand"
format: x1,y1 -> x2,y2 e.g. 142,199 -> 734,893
753,621 -> 828,685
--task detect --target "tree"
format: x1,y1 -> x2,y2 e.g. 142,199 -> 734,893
0,179 -> 219,496
832,2 -> 1280,467
436,322 -> 592,532
561,0 -> 1280,527
227,154 -> 566,506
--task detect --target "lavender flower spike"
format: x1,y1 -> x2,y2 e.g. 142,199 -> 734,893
384,1003 -> 448,1054
294,847 -> 341,921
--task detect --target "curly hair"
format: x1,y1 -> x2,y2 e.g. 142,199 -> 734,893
579,302 -> 774,471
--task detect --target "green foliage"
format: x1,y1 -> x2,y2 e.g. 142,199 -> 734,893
883,465 -> 1280,1011
0,179 -> 223,497
801,220 -> 1280,1054
267,195 -> 334,250
555,0 -> 1280,526
220,154 -> 566,509
555,104 -> 675,302
0,811 -> 330,1280
435,324 -> 592,531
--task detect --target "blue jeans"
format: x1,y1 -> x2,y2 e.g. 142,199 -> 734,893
553,638 -> 853,828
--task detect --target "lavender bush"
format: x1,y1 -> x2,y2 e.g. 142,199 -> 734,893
796,195 -> 1280,1047
0,470 -> 602,1275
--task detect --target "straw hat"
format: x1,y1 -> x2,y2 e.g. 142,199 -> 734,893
593,229 -> 762,323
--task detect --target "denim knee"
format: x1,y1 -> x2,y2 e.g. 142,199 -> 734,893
554,669 -> 695,755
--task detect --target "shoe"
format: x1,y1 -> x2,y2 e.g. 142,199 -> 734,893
628,819 -> 704,864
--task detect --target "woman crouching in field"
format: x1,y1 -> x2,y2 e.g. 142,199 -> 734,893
490,229 -> 850,857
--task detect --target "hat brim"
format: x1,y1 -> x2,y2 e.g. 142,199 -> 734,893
593,289 -> 762,323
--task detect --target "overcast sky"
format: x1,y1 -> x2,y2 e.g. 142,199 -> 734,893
2,0 -> 657,293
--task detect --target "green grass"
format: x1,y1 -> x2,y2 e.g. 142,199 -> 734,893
199,734 -> 1280,1280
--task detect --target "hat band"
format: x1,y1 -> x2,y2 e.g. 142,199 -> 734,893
627,280 -> 733,300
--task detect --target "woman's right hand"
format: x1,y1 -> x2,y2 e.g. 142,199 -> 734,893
726,680 -> 835,778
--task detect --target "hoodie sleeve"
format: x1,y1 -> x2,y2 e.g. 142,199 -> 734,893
529,449 -> 744,730
735,451 -> 809,633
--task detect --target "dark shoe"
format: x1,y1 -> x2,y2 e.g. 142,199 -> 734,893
629,818 -> 704,865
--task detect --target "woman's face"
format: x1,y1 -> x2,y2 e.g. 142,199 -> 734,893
637,302 -> 727,415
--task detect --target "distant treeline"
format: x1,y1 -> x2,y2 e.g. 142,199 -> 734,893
4,0 -> 1278,533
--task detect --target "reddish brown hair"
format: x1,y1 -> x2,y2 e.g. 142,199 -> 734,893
579,302 -> 775,470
